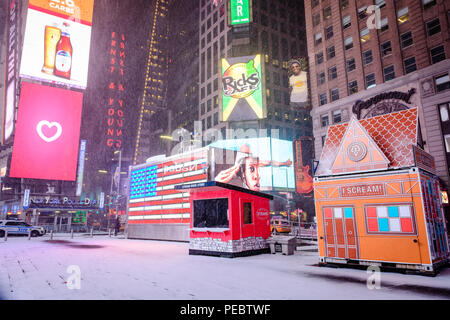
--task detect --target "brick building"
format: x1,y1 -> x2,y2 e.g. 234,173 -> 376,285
305,0 -> 450,196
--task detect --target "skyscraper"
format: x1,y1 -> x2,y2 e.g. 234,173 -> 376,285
305,0 -> 450,214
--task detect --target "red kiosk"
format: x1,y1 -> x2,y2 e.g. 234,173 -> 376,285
175,181 -> 272,257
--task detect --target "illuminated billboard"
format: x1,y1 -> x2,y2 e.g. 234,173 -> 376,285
19,0 -> 94,89
209,137 -> 295,191
9,82 -> 83,181
229,0 -> 251,26
221,54 -> 265,122
288,57 -> 309,109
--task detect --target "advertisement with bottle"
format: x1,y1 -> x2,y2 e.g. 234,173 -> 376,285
19,0 -> 94,89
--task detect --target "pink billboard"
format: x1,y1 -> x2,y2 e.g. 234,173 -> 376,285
9,82 -> 83,180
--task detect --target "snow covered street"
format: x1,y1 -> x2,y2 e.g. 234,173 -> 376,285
1,234 -> 450,300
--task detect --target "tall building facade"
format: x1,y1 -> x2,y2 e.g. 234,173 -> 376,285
198,0 -> 311,141
198,0 -> 314,216
133,0 -> 170,165
305,0 -> 450,194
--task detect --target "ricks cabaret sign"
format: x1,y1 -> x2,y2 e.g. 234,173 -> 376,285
221,54 -> 265,122
29,196 -> 99,209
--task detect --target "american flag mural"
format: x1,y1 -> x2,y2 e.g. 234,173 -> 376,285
128,149 -> 209,224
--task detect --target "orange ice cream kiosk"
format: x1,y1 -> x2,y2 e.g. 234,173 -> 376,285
314,108 -> 449,274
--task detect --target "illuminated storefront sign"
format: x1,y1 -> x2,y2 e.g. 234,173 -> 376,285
9,82 -> 83,181
19,0 -> 94,89
229,0 -> 251,25
106,31 -> 126,149
3,0 -> 20,144
221,54 -> 265,121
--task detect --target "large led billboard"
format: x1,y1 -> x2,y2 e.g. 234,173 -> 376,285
209,137 -> 295,191
228,0 -> 251,26
221,54 -> 265,122
19,0 -> 94,89
9,82 -> 83,181
288,57 -> 309,109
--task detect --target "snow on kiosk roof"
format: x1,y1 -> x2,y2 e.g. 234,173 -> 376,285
316,108 -> 419,176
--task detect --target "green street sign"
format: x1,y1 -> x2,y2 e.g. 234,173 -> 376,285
230,0 -> 250,25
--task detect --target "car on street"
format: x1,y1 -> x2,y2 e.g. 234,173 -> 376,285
270,217 -> 292,234
0,220 -> 46,237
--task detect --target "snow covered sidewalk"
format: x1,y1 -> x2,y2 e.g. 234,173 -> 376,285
1,235 -> 449,300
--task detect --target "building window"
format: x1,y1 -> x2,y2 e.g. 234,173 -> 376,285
365,204 -> 416,234
365,73 -> 376,89
327,46 -> 335,60
381,41 -> 392,57
311,0 -> 319,8
333,110 -> 342,123
321,135 -> 326,146
321,114 -> 329,127
439,103 -> 449,122
404,57 -> 417,74
213,112 -> 219,125
430,45 -> 446,64
346,58 -> 356,72
342,15 -> 351,29
362,50 -> 373,65
316,52 -> 324,64
207,116 -> 211,129
426,18 -> 441,36
319,93 -> 328,106
313,13 -> 320,26
328,66 -> 337,80
317,72 -> 326,85
435,74 -> 450,92
397,7 -> 409,24
379,17 -> 388,32
344,36 -> 353,50
330,88 -> 339,102
423,0 -> 437,10
360,27 -> 370,43
375,0 -> 386,9
348,80 -> 358,95
323,6 -> 332,20
325,25 -> 334,40
400,31 -> 413,48
201,103 -> 205,115
358,6 -> 367,20
315,32 -> 323,45
340,0 -> 349,10
384,65 -> 395,82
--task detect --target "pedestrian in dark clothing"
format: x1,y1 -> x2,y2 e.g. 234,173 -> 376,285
114,217 -> 121,236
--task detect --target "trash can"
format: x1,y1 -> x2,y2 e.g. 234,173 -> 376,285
267,235 -> 297,255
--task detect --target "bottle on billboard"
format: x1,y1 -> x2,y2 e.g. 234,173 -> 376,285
42,24 -> 61,75
54,22 -> 73,79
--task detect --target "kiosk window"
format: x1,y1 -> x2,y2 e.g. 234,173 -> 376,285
243,202 -> 252,224
193,198 -> 229,228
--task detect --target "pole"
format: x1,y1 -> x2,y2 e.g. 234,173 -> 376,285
115,150 -> 122,219
4,230 -> 7,241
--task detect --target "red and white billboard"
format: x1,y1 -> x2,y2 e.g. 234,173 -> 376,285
9,82 -> 83,181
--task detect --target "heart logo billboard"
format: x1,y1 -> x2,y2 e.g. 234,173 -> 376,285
36,120 -> 62,142
9,82 -> 83,181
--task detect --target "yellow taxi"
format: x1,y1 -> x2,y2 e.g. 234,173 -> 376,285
270,217 -> 292,234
